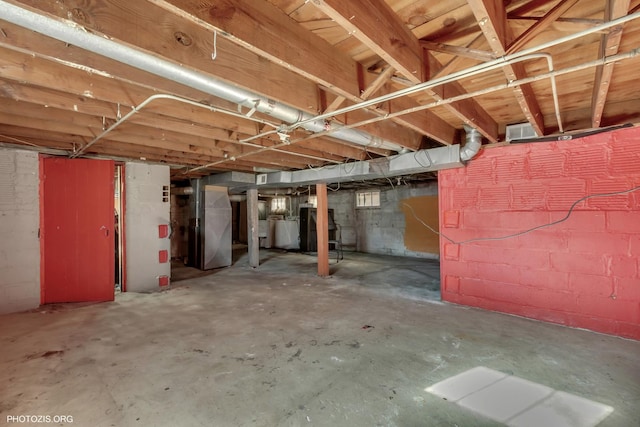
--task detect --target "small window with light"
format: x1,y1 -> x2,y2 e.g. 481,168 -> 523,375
270,197 -> 288,213
356,190 -> 380,208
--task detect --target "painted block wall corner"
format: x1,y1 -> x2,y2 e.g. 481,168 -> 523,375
438,126 -> 640,340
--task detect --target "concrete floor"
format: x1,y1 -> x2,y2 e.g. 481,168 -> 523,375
0,249 -> 638,427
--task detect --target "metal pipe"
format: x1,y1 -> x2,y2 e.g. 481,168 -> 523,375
0,0 -> 404,153
171,186 -> 194,195
460,125 -> 482,161
218,52 -> 565,165
288,52 -> 557,133
285,48 -> 640,144
284,11 -> 640,131
70,93 -> 337,164
286,53 -> 565,144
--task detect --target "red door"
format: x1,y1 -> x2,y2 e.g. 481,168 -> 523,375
41,157 -> 115,303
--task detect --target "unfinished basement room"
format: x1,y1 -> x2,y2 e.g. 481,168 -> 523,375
1,1 -> 639,426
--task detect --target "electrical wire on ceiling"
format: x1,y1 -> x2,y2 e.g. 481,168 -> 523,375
403,185 -> 640,245
328,182 -> 341,192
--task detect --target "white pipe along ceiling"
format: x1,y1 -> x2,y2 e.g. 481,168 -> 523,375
0,0 -> 406,153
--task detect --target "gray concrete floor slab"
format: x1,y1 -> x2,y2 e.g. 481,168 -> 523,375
0,249 -> 638,427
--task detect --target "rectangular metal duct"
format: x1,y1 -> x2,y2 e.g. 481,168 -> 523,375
201,186 -> 232,270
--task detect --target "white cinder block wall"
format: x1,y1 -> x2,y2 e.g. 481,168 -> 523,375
0,149 -> 40,314
125,162 -> 171,292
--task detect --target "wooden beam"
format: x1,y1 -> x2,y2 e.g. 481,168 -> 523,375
508,17 -> 606,34
468,0 -> 545,136
424,51 -> 498,142
247,188 -> 259,268
507,0 -> 559,17
0,106 -> 324,170
309,0 -> 496,143
151,0 -> 454,148
506,0 -> 581,55
385,96 -> 459,145
1,77 -> 361,165
591,0 -> 631,128
420,40 -> 495,62
0,46 -> 357,164
432,33 -> 488,79
360,66 -> 396,100
324,96 -> 347,114
316,183 -> 329,277
310,0 -> 424,84
0,94 -> 334,169
0,124 -> 265,172
159,0 -> 360,98
0,23 -> 287,135
11,0 -> 319,113
296,137 -> 369,160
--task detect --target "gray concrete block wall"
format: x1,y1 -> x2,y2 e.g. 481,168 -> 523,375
327,191 -> 357,249
330,183 -> 439,259
125,162 -> 171,292
0,149 -> 40,314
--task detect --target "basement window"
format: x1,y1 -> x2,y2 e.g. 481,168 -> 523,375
270,197 -> 288,214
356,190 -> 380,208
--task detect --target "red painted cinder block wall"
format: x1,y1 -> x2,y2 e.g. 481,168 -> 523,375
438,126 -> 640,340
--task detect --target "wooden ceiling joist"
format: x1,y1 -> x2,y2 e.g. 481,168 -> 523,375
468,0 -> 546,136
0,0 -> 639,176
309,0 -> 424,84
508,17 -> 606,34
11,0 -> 319,112
506,0 -> 581,55
312,0 -> 497,143
419,40 -> 496,62
151,0 -> 454,148
591,0 -> 632,128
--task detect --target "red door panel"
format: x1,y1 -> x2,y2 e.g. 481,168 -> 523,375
41,157 -> 114,303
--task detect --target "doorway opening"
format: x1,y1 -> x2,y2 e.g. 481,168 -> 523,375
114,164 -> 124,292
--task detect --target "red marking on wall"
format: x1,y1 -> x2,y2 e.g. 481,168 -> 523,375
158,276 -> 170,287
158,224 -> 169,239
159,250 -> 169,264
439,126 -> 640,340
